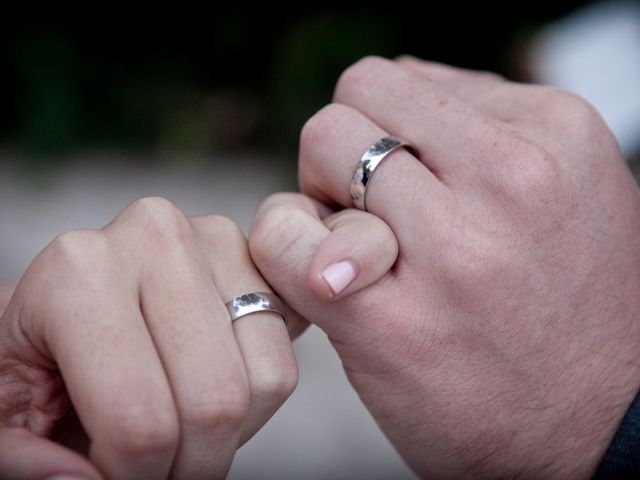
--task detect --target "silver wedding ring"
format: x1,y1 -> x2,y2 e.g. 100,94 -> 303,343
225,292 -> 287,325
350,136 -> 417,211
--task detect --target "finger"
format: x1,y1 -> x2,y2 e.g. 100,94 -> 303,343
190,215 -> 299,446
396,56 -> 505,84
23,231 -> 179,479
394,55 -> 518,121
309,208 -> 398,301
0,427 -> 103,480
108,199 -> 250,479
333,55 -> 509,180
299,102 -> 451,243
394,55 -> 567,134
250,193 -> 401,342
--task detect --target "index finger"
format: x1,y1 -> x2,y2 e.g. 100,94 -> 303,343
22,231 -> 179,480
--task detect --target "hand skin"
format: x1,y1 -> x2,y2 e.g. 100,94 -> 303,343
0,286 -> 13,316
0,197 -> 301,480
249,56 -> 640,479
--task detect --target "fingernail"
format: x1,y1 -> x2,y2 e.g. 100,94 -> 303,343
321,260 -> 358,296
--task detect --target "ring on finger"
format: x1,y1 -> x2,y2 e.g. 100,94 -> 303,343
225,292 -> 288,325
350,136 -> 418,211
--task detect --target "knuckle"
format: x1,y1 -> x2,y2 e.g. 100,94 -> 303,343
298,103 -> 356,191
299,103 -> 361,195
129,195 -> 182,216
537,87 -> 608,136
108,404 -> 179,461
190,214 -> 248,262
475,70 -> 505,83
249,356 -> 298,402
491,133 -> 560,203
211,214 -> 243,236
26,229 -> 113,323
334,55 -> 390,101
50,228 -> 108,258
198,214 -> 245,243
127,196 -> 192,248
128,196 -> 188,233
300,104 -> 348,153
45,229 -> 111,277
182,387 -> 249,433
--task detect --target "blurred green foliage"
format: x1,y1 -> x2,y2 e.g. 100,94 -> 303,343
0,3 -> 590,167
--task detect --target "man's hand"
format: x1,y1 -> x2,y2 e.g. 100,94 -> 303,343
0,197 -> 300,479
249,56 -> 640,478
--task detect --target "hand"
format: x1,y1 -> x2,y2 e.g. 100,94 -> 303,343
0,197 -> 299,479
249,56 -> 640,478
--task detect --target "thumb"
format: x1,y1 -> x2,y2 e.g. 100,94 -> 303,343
309,208 -> 398,301
0,427 -> 103,480
250,193 -> 397,303
250,192 -> 400,341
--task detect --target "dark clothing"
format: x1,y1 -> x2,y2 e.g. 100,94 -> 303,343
594,389 -> 640,479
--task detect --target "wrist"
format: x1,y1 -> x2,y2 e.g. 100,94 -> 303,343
545,360 -> 640,478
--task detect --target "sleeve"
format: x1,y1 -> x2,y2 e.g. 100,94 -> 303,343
593,388 -> 640,479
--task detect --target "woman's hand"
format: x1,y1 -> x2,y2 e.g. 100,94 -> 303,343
0,196 -> 300,480
249,56 -> 640,478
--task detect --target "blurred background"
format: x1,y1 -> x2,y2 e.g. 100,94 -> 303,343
1,2 -> 639,479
